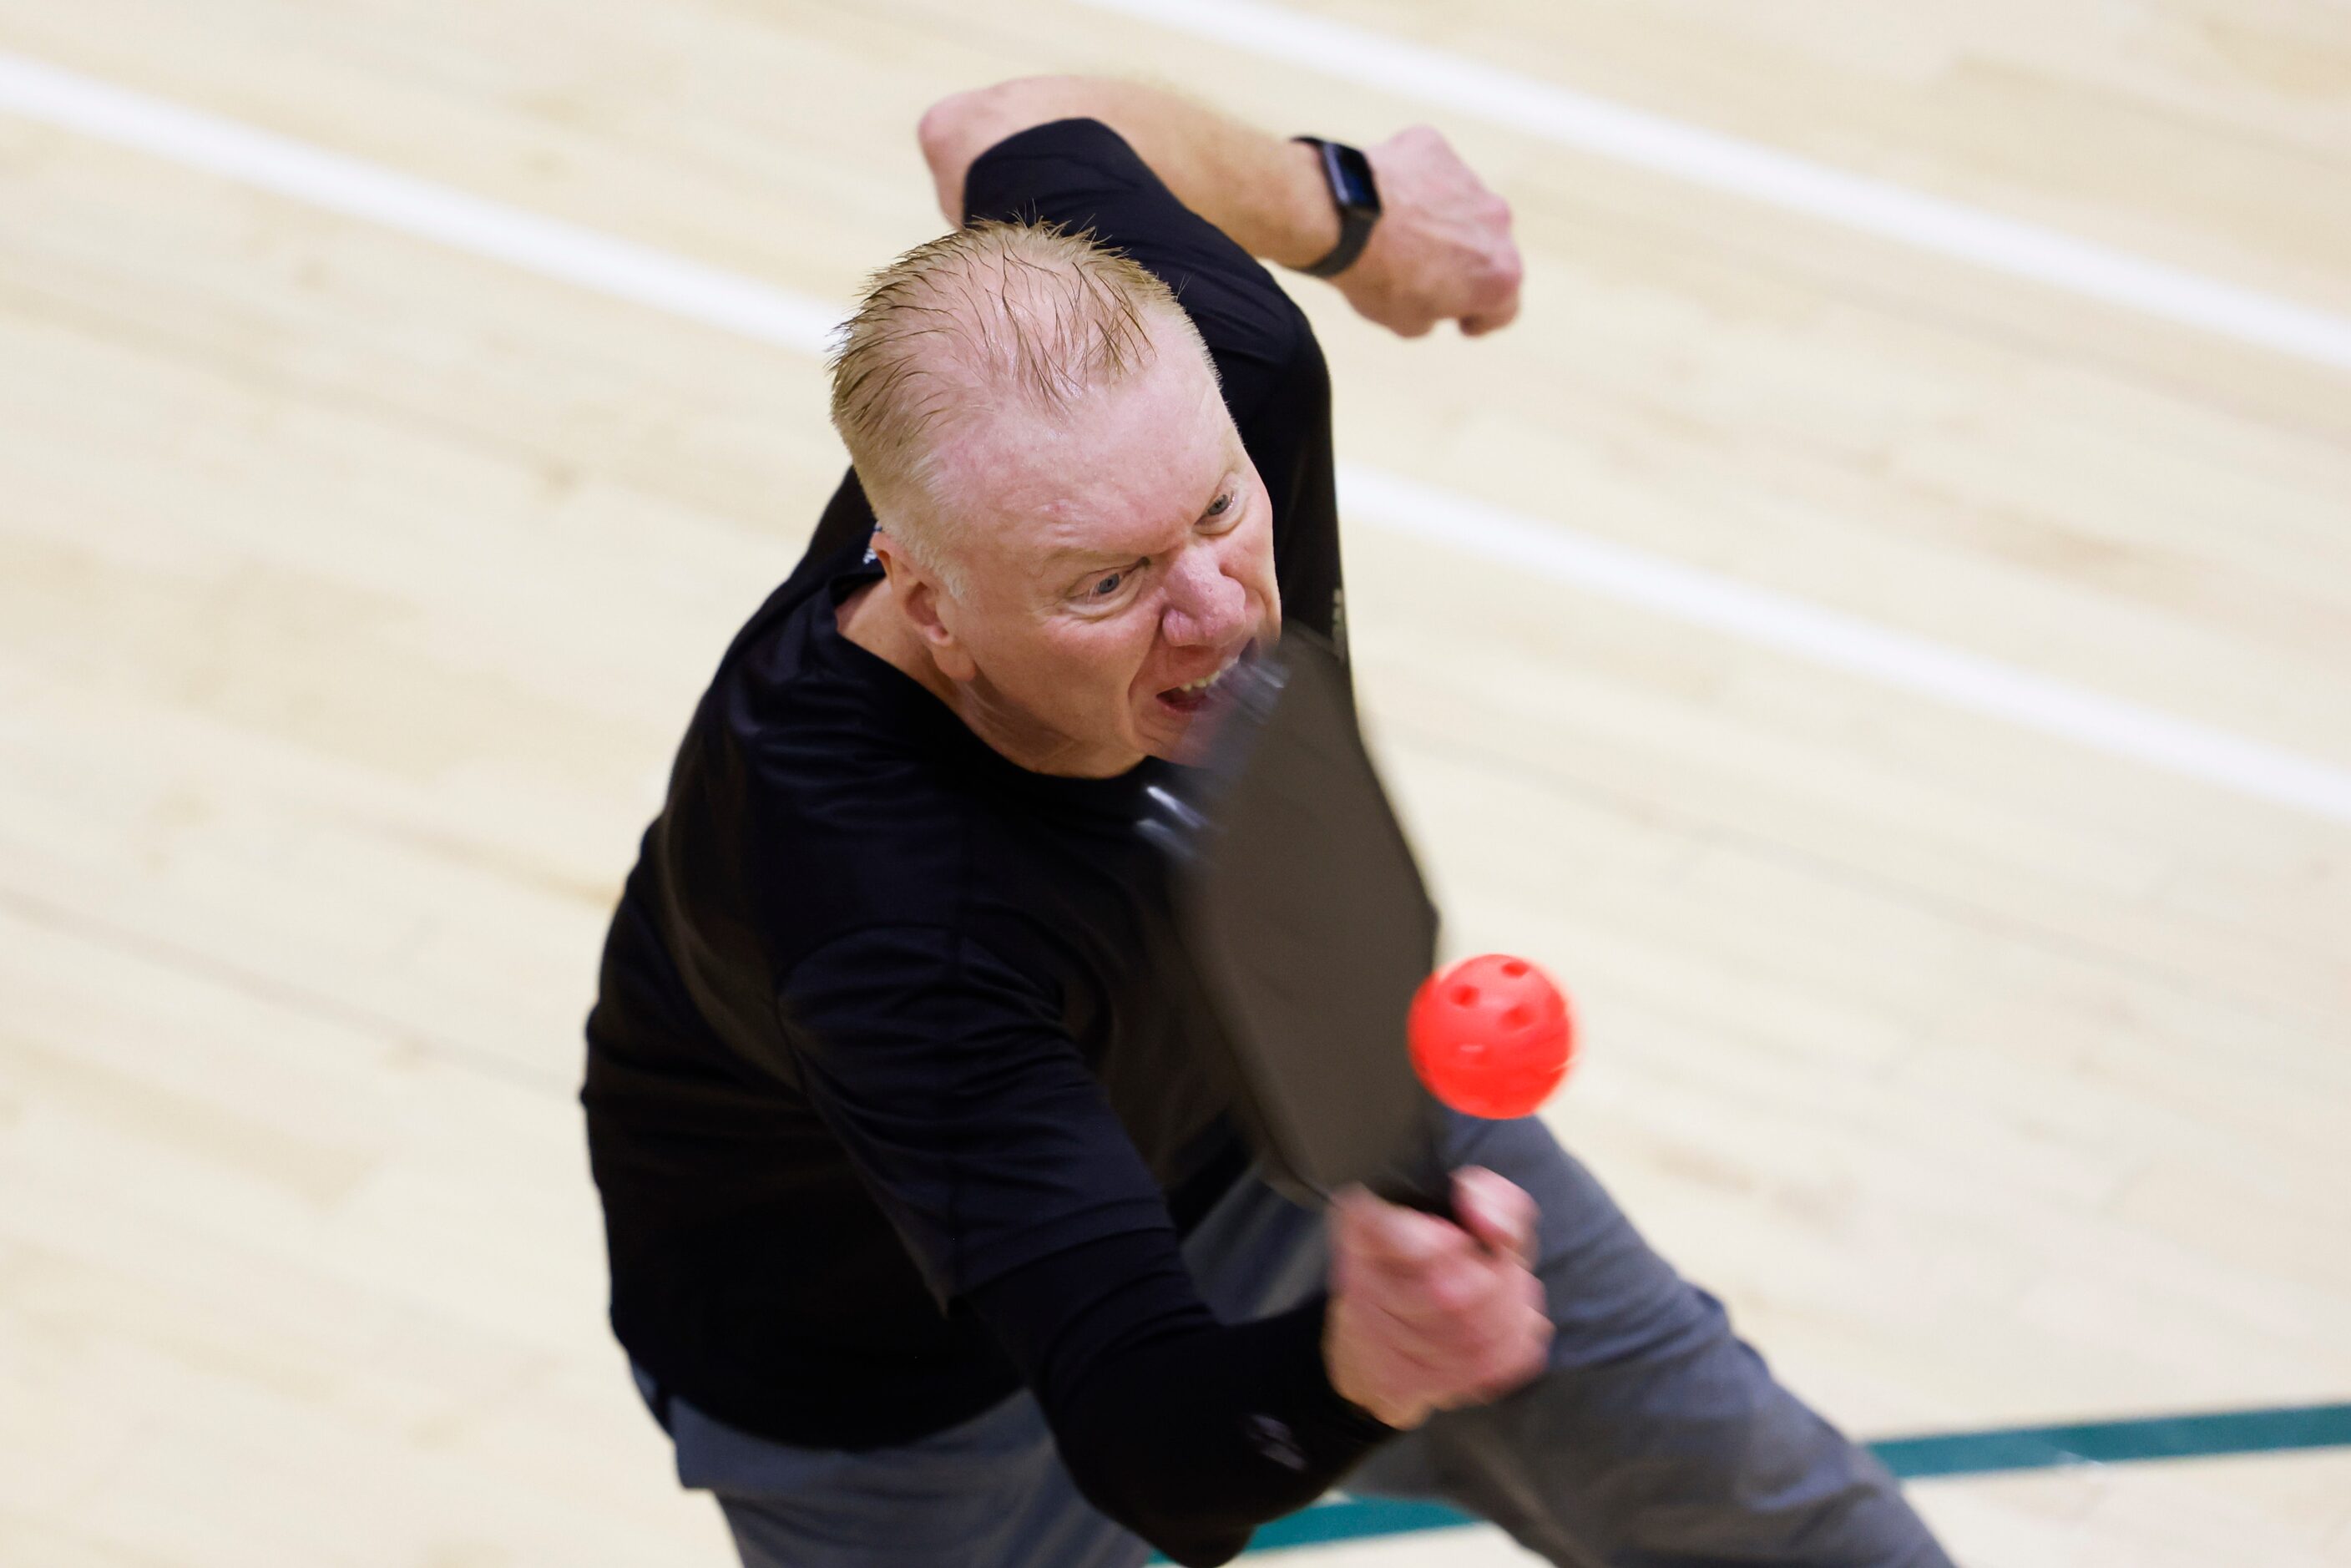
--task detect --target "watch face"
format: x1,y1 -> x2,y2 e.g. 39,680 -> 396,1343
1327,143 -> 1380,214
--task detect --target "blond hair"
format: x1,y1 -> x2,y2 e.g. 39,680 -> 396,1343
827,219 -> 1210,589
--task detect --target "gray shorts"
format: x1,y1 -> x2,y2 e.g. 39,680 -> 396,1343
633,1113 -> 1952,1567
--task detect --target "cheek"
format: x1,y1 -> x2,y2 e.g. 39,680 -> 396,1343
1038,615 -> 1158,698
1234,512 -> 1280,604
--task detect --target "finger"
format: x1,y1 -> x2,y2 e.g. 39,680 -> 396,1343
1459,288 -> 1521,337
1438,1287 -> 1553,1404
1363,1295 -> 1519,1386
1365,1247 -> 1504,1331
1453,1166 -> 1537,1262
1385,1276 -> 1546,1398
1348,1285 -> 1510,1419
1364,1253 -> 1540,1367
1339,1190 -> 1464,1273
1454,1306 -> 1555,1407
1353,1288 -> 1476,1375
1462,255 -> 1524,336
1451,1168 -> 1540,1268
1352,1247 -> 1547,1377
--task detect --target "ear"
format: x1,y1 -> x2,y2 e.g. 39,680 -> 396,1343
871,528 -> 978,683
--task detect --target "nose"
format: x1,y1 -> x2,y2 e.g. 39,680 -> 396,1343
1159,539 -> 1249,649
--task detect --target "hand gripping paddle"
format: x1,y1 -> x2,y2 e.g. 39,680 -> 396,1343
1140,628 -> 1449,1212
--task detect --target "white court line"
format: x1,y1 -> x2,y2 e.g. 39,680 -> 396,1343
6,51 -> 2350,827
0,54 -> 838,354
1069,0 -> 2351,377
1341,468 -> 2351,823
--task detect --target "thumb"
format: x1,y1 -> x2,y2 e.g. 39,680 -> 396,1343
1450,1167 -> 1540,1268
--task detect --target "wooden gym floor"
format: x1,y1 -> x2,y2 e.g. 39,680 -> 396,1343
1,1 -> 2347,1562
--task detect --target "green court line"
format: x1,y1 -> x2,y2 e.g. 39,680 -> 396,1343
1170,1402 -> 2351,1557
1869,1401 -> 2351,1479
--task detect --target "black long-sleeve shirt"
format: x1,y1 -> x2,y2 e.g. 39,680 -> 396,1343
582,119 -> 1383,1563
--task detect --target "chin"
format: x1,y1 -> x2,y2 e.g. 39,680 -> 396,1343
1134,704 -> 1212,767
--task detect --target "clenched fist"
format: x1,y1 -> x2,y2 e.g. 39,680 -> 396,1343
1335,125 -> 1524,338
1322,1167 -> 1552,1429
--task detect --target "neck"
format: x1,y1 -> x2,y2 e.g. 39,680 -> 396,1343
837,578 -> 1143,778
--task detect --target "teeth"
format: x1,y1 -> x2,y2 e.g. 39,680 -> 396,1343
1177,662 -> 1236,694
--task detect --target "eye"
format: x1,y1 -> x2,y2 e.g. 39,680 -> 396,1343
1205,490 -> 1235,519
1083,558 -> 1149,601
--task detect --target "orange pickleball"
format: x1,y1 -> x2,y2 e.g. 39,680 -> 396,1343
1407,953 -> 1575,1119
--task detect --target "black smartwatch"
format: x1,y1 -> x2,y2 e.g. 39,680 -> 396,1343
1292,137 -> 1382,278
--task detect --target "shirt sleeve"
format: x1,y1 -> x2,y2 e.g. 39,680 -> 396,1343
778,923 -> 1174,1301
782,924 -> 1396,1563
971,1232 -> 1396,1567
960,119 -> 1347,647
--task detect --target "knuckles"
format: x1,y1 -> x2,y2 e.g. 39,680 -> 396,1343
1438,1317 -> 1551,1410
1343,1264 -> 1553,1415
1481,247 -> 1524,298
1480,1313 -> 1553,1390
1410,1261 -> 1483,1318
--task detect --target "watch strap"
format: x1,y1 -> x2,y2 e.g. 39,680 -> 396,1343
1292,137 -> 1379,279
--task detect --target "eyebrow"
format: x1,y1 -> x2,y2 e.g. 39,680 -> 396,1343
1036,468 -> 1244,571
1040,541 -> 1151,572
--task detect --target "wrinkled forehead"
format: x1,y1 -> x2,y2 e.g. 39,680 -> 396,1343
928,321 -> 1237,571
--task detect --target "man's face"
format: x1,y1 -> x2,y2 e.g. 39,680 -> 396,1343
905,316 -> 1282,776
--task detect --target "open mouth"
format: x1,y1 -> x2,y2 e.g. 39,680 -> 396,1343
1154,650 -> 1246,715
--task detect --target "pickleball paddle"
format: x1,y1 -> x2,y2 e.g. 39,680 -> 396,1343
1140,628 -> 1452,1211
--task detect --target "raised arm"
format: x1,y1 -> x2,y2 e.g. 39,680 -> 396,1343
918,76 -> 1524,337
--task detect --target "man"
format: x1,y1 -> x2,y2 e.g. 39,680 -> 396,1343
583,74 -> 1953,1568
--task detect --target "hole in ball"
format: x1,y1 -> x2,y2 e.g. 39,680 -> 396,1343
1452,984 -> 1479,1007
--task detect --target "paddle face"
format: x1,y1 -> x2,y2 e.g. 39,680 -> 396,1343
1142,629 -> 1444,1209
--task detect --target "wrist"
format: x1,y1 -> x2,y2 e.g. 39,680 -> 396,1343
1267,139 -> 1344,272
1321,1303 -> 1422,1433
